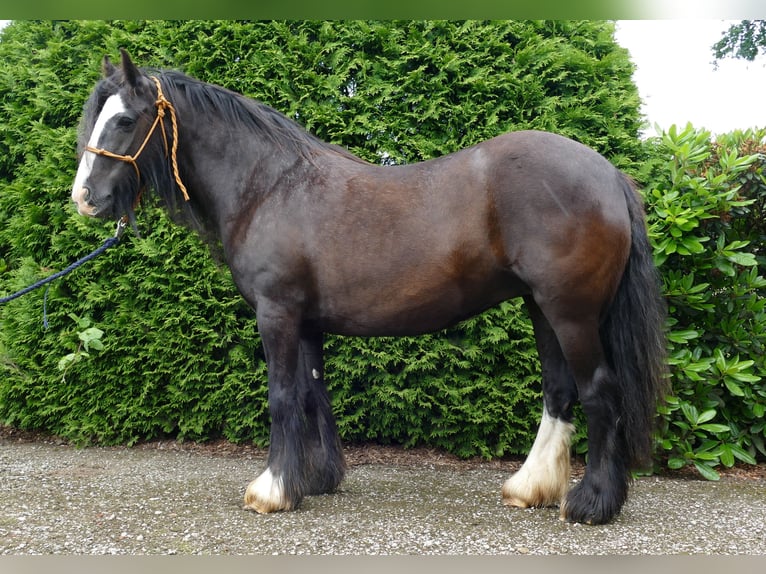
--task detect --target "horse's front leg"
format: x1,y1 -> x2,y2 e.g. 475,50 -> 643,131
295,326 -> 346,496
243,304 -> 344,513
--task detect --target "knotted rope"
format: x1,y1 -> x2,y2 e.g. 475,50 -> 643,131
86,76 -> 189,203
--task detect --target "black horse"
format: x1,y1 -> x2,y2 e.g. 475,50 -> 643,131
71,50 -> 666,525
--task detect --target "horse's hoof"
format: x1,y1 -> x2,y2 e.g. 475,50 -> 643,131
501,459 -> 569,509
501,479 -> 564,509
243,469 -> 294,514
560,480 -> 624,525
502,494 -> 532,509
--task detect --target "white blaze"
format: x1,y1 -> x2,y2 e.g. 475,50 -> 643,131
71,94 -> 126,202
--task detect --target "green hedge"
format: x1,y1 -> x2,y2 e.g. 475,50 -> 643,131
7,20 -> 761,473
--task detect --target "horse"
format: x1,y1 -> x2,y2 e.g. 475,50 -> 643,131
71,49 -> 667,525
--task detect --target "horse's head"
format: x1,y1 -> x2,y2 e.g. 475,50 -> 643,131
71,49 -> 161,220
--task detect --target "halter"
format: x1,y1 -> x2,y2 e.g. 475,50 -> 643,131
85,76 -> 189,204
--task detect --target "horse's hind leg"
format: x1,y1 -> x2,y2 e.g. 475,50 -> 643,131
502,297 -> 577,509
549,316 -> 629,525
243,304 -> 345,513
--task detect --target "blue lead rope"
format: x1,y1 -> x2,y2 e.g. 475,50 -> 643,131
0,218 -> 127,327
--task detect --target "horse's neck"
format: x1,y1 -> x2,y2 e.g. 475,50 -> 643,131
176,116 -> 317,238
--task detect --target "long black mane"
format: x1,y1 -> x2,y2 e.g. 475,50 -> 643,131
158,70 -> 355,162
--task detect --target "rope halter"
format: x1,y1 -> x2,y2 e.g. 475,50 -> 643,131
85,76 -> 189,203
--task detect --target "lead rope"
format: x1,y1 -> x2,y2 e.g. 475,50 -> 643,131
1,218 -> 128,328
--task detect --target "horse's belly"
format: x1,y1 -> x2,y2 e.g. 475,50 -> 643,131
316,268 -> 524,337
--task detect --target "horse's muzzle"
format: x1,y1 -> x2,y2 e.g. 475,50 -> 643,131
71,186 -> 98,217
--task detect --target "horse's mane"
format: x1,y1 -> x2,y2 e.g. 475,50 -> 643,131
159,70 -> 363,164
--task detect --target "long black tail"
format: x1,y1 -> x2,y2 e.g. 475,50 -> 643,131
600,174 -> 668,470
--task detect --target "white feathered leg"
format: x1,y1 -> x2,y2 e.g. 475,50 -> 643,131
502,407 -> 574,509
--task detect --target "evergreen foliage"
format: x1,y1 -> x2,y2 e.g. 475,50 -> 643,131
639,125 -> 766,478
2,20 -> 642,455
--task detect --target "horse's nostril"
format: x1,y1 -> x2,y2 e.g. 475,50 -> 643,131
72,187 -> 94,215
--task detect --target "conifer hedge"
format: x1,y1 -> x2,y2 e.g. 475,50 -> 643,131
0,20 -> 645,455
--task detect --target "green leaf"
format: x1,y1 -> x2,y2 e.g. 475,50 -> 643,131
729,444 -> 758,465
693,461 -> 721,481
698,423 -> 732,434
667,457 -> 686,470
681,402 -> 699,425
667,329 -> 700,344
57,353 -> 79,372
680,236 -> 706,254
729,372 -> 761,384
695,409 -> 717,425
723,378 -> 745,397
726,251 -> 757,267
719,445 -> 735,467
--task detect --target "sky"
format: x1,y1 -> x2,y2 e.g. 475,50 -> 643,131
1,19 -> 764,137
614,20 -> 766,137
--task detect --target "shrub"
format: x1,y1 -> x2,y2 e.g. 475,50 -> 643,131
639,124 -> 766,478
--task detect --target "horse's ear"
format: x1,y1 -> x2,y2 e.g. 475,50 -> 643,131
119,48 -> 140,88
102,55 -> 116,78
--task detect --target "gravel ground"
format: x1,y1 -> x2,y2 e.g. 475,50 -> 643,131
1,435 -> 765,555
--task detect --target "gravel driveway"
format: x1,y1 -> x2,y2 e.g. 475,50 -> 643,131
1,434 -> 765,555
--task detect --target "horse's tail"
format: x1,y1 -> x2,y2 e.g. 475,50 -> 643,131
600,174 -> 668,470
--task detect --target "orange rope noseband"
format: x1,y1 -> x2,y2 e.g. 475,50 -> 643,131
86,76 -> 189,203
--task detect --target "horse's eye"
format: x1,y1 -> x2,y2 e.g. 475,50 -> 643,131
116,115 -> 135,129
